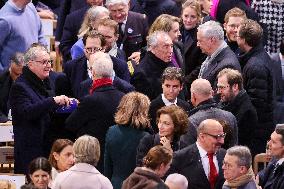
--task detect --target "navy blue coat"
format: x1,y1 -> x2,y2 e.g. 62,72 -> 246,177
9,69 -> 58,174
63,55 -> 130,98
65,85 -> 124,172
104,125 -> 148,189
0,69 -> 12,122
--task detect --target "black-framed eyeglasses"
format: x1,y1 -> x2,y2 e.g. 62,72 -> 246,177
33,59 -> 53,66
202,133 -> 226,140
85,47 -> 102,53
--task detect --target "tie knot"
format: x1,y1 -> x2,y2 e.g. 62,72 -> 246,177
207,153 -> 214,159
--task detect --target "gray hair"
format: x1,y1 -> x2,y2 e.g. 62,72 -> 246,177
73,135 -> 100,166
147,31 -> 170,49
165,173 -> 188,189
105,0 -> 129,6
190,78 -> 213,97
91,52 -> 114,78
226,145 -> 252,169
11,52 -> 24,65
198,21 -> 224,40
24,44 -> 48,64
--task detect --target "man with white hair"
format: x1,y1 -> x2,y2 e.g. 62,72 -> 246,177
105,0 -> 148,59
66,52 -> 125,172
131,31 -> 174,100
166,173 -> 188,189
197,21 -> 241,89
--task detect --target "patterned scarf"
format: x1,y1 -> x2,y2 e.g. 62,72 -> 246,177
223,167 -> 256,189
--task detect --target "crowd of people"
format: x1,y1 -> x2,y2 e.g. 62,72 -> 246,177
0,0 -> 284,188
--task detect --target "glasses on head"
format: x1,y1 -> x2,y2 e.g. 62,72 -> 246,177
203,133 -> 226,140
33,59 -> 53,66
85,47 -> 102,54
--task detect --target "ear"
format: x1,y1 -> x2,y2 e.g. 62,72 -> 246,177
53,152 -> 60,161
239,166 -> 247,174
232,84 -> 239,91
223,23 -> 227,31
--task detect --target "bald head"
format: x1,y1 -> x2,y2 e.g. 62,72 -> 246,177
197,119 -> 223,135
190,79 -> 213,106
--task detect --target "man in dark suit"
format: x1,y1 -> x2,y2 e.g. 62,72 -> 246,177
169,119 -> 226,189
63,30 -> 130,98
197,21 -> 241,90
149,67 -> 191,133
65,52 -> 125,172
9,44 -> 73,174
217,68 -> 258,156
131,31 -> 174,100
105,0 -> 148,59
258,124 -> 284,189
59,0 -> 103,63
0,53 -> 24,122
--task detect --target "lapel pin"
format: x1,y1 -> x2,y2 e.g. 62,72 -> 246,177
128,28 -> 133,34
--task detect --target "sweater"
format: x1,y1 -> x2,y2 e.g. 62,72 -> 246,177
0,1 -> 46,71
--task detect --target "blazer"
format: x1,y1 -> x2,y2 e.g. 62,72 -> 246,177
149,94 -> 191,133
52,163 -> 113,189
169,143 -> 226,189
201,46 -> 241,89
65,85 -> 124,172
63,55 -> 130,98
271,53 -> 284,100
120,11 -> 148,58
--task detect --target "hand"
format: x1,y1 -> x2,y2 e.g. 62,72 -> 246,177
128,51 -> 141,64
160,136 -> 172,152
37,9 -> 55,19
53,95 -> 71,106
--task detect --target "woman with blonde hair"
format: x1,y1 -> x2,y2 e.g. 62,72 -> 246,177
104,92 -> 152,189
71,6 -> 109,59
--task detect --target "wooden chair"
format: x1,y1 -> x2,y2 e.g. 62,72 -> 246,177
253,153 -> 271,174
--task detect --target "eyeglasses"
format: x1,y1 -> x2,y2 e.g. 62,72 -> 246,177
216,85 -> 230,90
85,47 -> 102,54
33,59 -> 53,66
227,24 -> 240,29
203,133 -> 226,140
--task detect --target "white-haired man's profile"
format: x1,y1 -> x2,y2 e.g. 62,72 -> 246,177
165,173 -> 188,189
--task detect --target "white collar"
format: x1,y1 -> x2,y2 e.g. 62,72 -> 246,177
161,94 -> 177,106
196,142 -> 208,158
277,158 -> 284,166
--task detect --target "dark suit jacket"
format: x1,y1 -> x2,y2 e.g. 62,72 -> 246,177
65,85 -> 124,172
201,46 -> 241,89
63,55 -> 130,98
169,143 -> 226,189
0,69 -> 12,122
120,11 -> 148,58
59,6 -> 89,63
149,95 -> 191,133
271,53 -> 284,101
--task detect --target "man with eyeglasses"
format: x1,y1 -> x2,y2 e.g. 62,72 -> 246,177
169,119 -> 226,189
222,146 -> 257,189
63,30 -> 130,99
217,68 -> 257,156
180,78 -> 238,148
9,44 -> 74,175
223,7 -> 247,55
257,124 -> 284,189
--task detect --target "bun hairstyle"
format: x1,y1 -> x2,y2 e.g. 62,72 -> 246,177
143,145 -> 173,170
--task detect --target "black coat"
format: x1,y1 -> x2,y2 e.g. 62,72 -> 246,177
149,94 -> 191,133
168,143 -> 226,189
200,46 -> 241,90
238,45 -> 275,154
219,90 -> 258,155
9,67 -> 58,174
131,51 -> 174,100
65,85 -> 124,172
0,69 -> 12,122
180,99 -> 238,149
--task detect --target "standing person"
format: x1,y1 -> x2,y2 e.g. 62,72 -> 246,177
52,135 -> 113,189
9,44 -> 74,175
222,146 -> 257,189
0,0 -> 46,71
48,139 -> 74,181
169,119 -> 226,189
217,68 -> 258,155
122,145 -> 172,189
136,105 -> 188,166
237,19 -> 275,155
104,92 -> 151,189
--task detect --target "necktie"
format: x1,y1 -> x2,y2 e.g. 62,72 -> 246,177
117,23 -> 124,48
207,153 -> 218,189
198,56 -> 211,78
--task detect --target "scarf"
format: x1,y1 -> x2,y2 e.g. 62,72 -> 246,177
22,66 -> 53,97
223,167 -> 256,189
89,78 -> 112,94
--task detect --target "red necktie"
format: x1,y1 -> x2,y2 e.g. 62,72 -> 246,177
207,153 -> 218,189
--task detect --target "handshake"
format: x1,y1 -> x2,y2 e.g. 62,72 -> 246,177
53,95 -> 79,113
